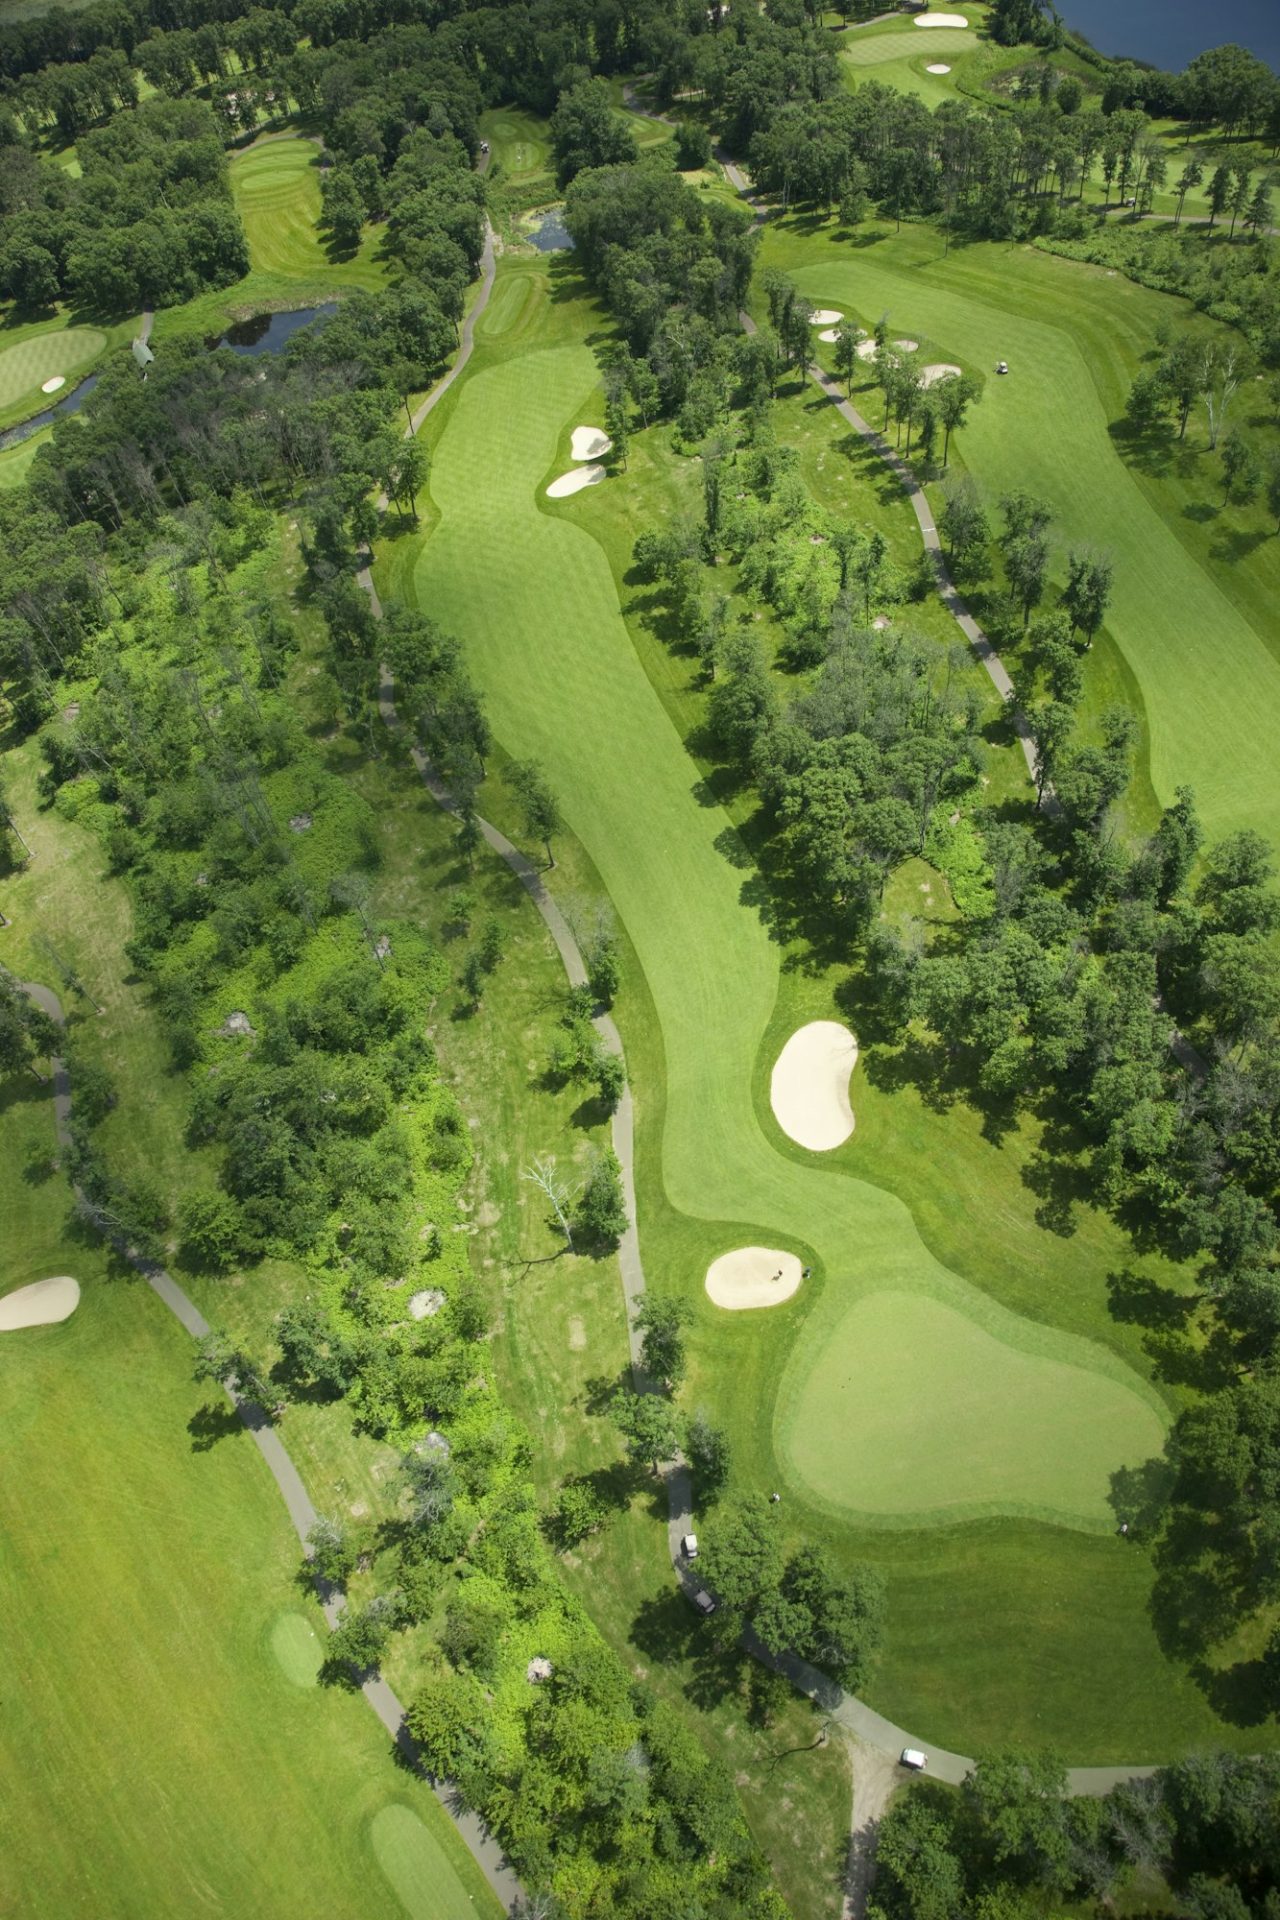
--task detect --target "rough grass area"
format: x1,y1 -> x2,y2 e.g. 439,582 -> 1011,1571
0,1088 -> 497,1920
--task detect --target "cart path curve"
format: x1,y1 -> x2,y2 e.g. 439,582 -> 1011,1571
18,978 -> 522,1916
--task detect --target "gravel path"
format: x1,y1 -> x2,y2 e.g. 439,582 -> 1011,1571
19,978 -> 521,1915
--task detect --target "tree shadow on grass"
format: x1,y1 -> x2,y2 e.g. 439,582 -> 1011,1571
188,1398 -> 243,1452
1196,1655 -> 1273,1728
1106,1267 -> 1195,1331
630,1588 -> 750,1714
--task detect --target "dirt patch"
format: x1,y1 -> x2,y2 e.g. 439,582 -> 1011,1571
568,1314 -> 587,1350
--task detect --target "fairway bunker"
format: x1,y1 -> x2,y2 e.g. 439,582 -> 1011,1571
546,463 -> 605,498
570,425 -> 612,460
41,376 -> 66,394
925,62 -> 952,73
706,1247 -> 803,1310
914,11 -> 968,24
770,1021 -> 857,1152
921,362 -> 962,386
810,309 -> 843,326
0,1276 -> 80,1330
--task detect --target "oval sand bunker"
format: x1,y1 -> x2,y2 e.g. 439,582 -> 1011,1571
0,1276 -> 81,1330
546,463 -> 605,498
570,425 -> 612,461
925,62 -> 952,73
41,375 -> 67,394
914,12 -> 968,25
921,362 -> 962,386
706,1247 -> 803,1310
810,309 -> 842,326
770,1021 -> 857,1152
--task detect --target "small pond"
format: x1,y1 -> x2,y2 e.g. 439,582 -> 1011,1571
206,302 -> 338,355
528,209 -> 574,252
0,302 -> 339,454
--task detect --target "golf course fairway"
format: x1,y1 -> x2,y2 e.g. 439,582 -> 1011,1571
394,260 -> 1166,1559
766,226 -> 1280,855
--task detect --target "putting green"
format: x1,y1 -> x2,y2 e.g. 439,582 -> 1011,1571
779,1287 -> 1167,1530
772,227 -> 1280,856
370,1806 -> 484,1920
0,327 -> 105,417
400,259 -> 1165,1537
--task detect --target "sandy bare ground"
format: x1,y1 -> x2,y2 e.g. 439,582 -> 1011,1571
546,463 -> 605,498
0,1275 -> 80,1329
770,1021 -> 857,1151
810,309 -> 843,326
921,362 -> 962,386
841,1735 -> 902,1920
705,1246 -> 802,1309
570,425 -> 612,461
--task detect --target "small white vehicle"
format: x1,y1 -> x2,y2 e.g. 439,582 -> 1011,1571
900,1748 -> 928,1771
996,360 -> 1009,375
681,1533 -> 699,1560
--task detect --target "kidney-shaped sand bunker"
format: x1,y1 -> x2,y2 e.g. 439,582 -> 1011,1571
770,1021 -> 857,1151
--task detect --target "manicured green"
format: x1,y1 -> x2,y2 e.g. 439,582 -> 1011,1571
0,326 -> 105,418
779,1286 -> 1167,1530
765,219 -> 1280,854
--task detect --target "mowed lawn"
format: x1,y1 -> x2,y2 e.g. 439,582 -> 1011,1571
233,132 -> 331,277
0,322 -> 111,432
368,255 -> 1231,1757
0,1040 -> 497,1918
767,221 -> 1280,854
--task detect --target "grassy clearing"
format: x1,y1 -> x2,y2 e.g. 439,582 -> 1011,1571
0,1065 -> 497,1920
764,217 -> 1280,853
360,250 -> 1272,1758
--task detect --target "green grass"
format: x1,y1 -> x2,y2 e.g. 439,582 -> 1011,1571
778,1285 -> 1167,1530
359,250 -> 1276,1760
0,1075 -> 499,1920
0,326 -> 105,418
764,217 -> 1280,854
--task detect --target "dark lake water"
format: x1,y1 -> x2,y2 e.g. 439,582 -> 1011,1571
528,209 -> 574,252
0,303 -> 337,453
1063,0 -> 1279,72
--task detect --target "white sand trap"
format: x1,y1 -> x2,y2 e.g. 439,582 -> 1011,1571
546,464 -> 605,498
893,338 -> 919,352
41,375 -> 67,394
818,327 -> 841,343
0,1276 -> 80,1330
921,362 -> 962,386
770,1021 -> 858,1152
570,425 -> 612,461
856,337 -> 880,359
915,12 -> 968,25
706,1246 -> 803,1311
925,62 -> 952,73
810,309 -> 842,326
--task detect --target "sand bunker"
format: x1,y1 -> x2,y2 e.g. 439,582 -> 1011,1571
41,375 -> 67,394
570,425 -> 612,461
818,327 -> 841,343
857,336 -> 918,359
546,464 -> 605,498
894,338 -> 919,352
810,309 -> 842,326
915,12 -> 968,25
770,1021 -> 858,1152
925,62 -> 952,73
0,1276 -> 81,1330
706,1247 -> 803,1310
921,362 -> 962,386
